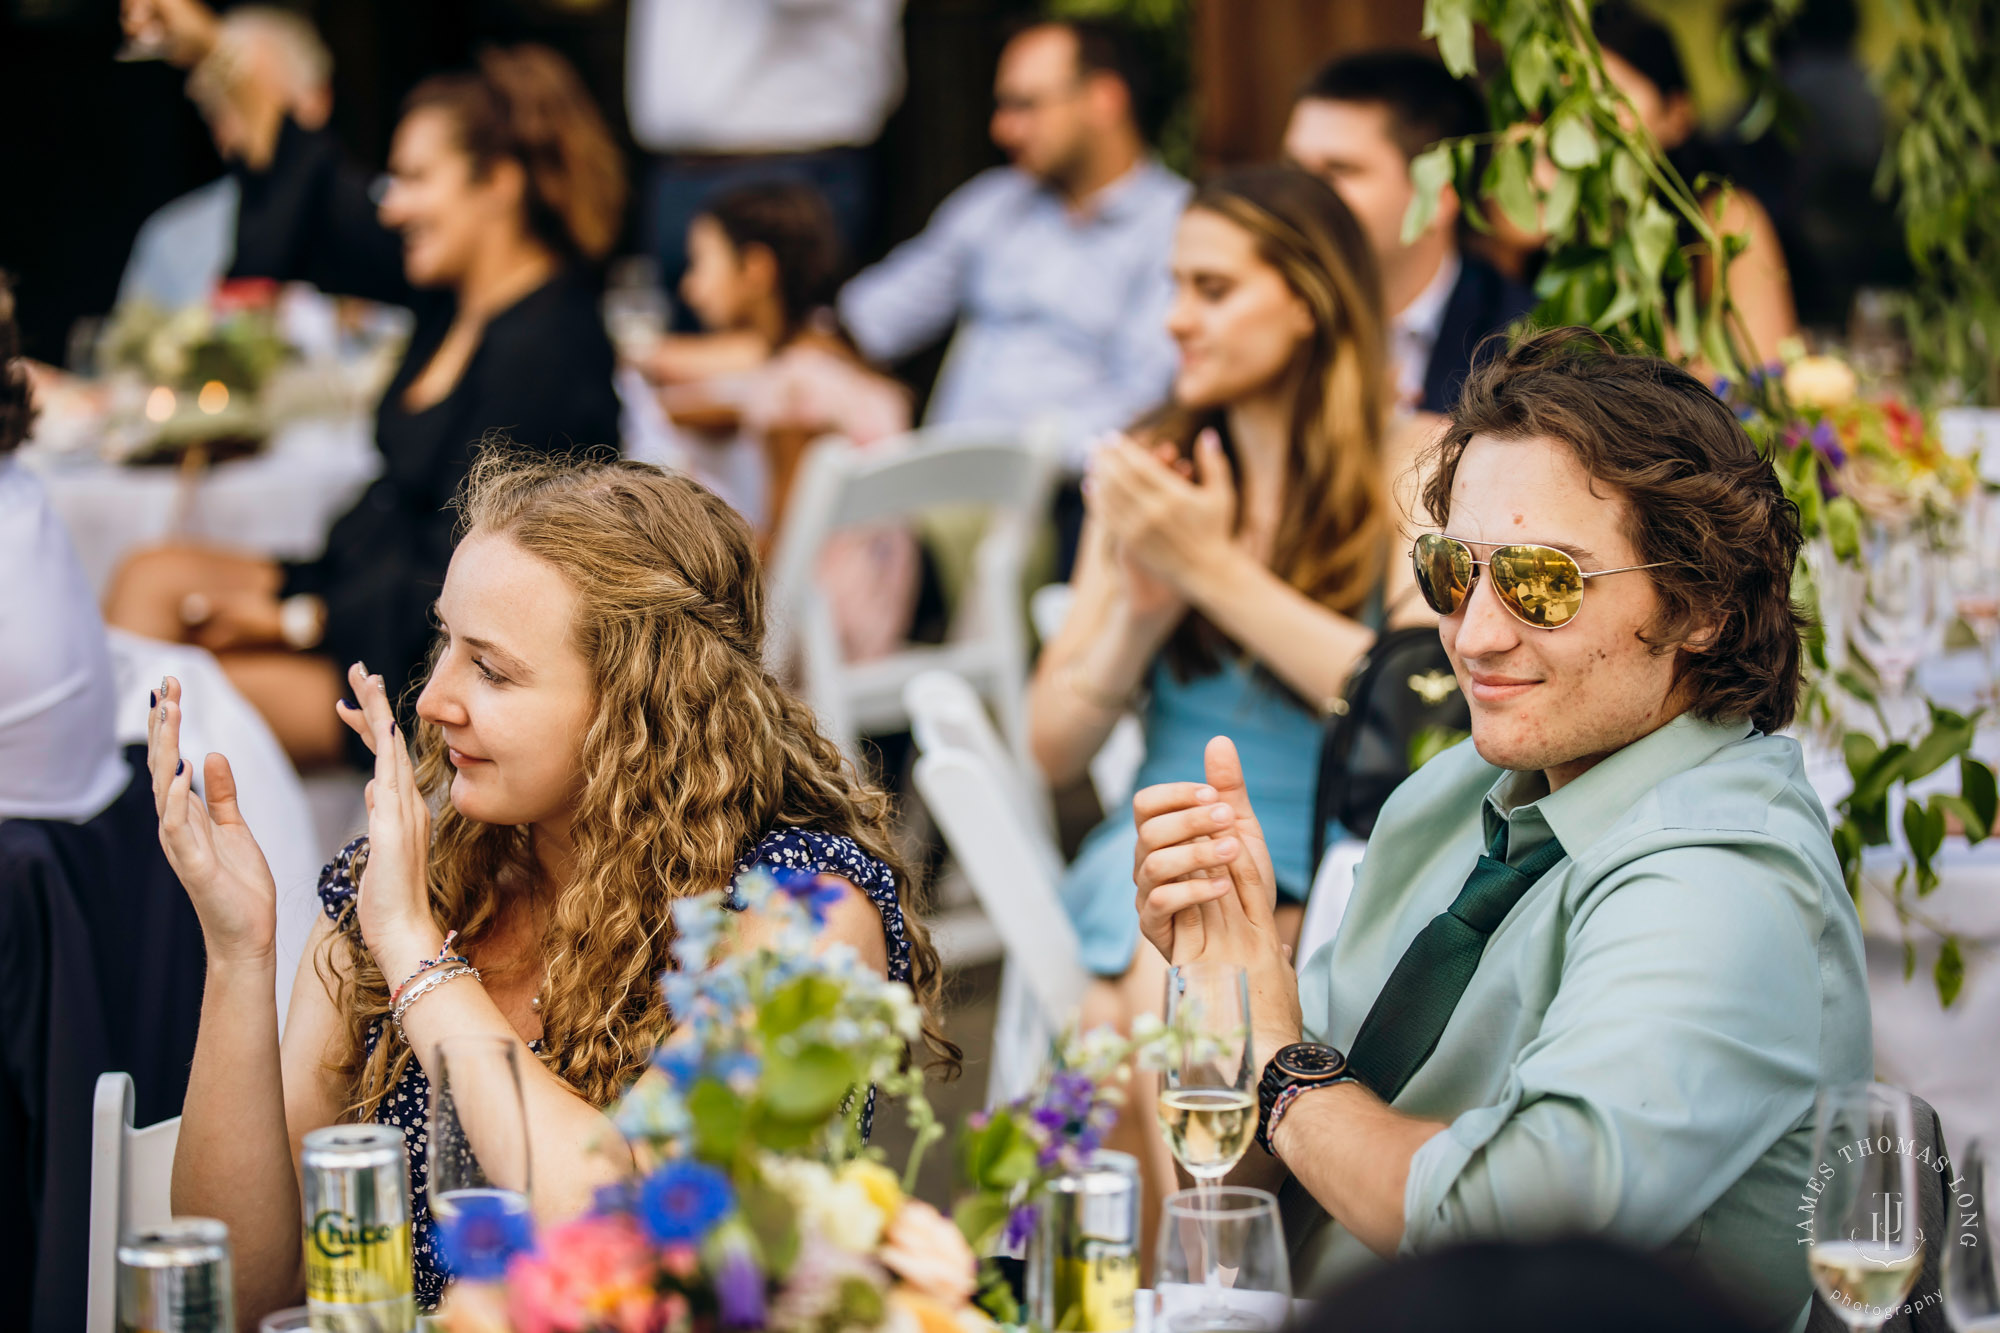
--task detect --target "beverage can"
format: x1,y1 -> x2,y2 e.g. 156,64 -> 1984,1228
301,1124 -> 417,1332
1028,1150 -> 1141,1332
117,1217 -> 236,1333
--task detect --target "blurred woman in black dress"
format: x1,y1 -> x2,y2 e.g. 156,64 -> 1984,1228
106,0 -> 625,767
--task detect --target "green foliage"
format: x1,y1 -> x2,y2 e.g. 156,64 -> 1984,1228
1876,0 -> 2000,405
1431,0 -> 1996,1006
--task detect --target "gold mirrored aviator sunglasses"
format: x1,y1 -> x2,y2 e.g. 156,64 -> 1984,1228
1411,532 -> 1670,630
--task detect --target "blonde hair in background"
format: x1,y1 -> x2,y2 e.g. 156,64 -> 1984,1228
1151,164 -> 1391,680
322,447 -> 956,1119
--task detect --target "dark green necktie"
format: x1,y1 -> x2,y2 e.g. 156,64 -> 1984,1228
1343,821 -> 1568,1103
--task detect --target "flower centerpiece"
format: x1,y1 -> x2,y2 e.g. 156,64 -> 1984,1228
434,869 -> 990,1333
97,277 -> 295,462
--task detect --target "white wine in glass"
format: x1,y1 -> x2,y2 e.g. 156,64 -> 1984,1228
1158,964 -> 1254,1182
1807,1082 -> 1924,1331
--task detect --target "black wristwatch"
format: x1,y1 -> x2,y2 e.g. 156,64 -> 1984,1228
1257,1042 -> 1354,1157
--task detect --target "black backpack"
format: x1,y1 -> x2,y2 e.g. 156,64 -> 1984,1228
1309,623 -> 1470,863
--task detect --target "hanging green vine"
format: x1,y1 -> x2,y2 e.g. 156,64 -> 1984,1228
1412,0 -> 1996,1005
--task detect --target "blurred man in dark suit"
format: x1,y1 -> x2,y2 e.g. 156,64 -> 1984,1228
1285,52 -> 1534,414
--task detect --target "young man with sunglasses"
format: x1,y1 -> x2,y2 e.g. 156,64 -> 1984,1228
1130,329 -> 1869,1329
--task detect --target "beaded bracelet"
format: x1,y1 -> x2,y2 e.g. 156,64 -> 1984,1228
390,930 -> 469,1007
390,963 -> 481,1034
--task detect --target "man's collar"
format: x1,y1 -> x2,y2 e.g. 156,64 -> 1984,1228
1392,249 -> 1461,345
1481,712 -> 1756,862
1055,156 -> 1161,223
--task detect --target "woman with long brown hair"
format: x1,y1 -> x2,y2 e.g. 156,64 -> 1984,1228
106,0 -> 626,769
1028,166 -> 1432,1197
146,451 -> 954,1321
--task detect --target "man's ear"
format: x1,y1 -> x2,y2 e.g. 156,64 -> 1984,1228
741,242 -> 780,297
1680,614 -> 1726,654
1084,70 -> 1132,130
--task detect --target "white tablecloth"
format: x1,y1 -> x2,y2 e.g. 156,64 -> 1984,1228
24,415 -> 380,594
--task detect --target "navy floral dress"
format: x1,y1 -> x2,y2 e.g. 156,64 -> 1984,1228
313,827 -> 911,1311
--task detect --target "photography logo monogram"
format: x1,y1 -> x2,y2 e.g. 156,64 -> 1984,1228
1797,1132 -> 1972,1324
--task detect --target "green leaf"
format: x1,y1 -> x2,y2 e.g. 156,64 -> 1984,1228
1630,197 -> 1678,289
1401,145 -> 1455,245
1902,796 -> 1945,895
689,1079 -> 746,1160
1903,938 -> 1917,982
1541,169 -> 1582,240
736,1172 -> 800,1271
1961,757 -> 1998,842
1611,148 -> 1649,210
1512,35 -> 1556,109
1831,818 -> 1864,903
953,1193 -> 1013,1252
1493,141 -> 1540,237
1825,497 -> 1863,562
1842,730 -> 1882,779
962,1110 -> 1040,1191
1409,726 -> 1468,770
1904,714 -> 1977,783
1848,741 -> 1913,811
1936,935 -> 1966,1007
760,974 -> 842,1039
1548,103 -> 1602,170
761,1043 -> 858,1121
1423,0 -> 1476,77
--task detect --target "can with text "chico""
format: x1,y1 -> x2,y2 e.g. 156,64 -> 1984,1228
301,1124 -> 416,1333
117,1217 -> 235,1332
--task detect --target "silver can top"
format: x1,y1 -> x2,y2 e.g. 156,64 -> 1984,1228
118,1217 -> 230,1267
302,1123 -> 405,1167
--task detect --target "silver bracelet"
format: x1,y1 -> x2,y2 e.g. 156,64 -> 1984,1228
390,963 -> 480,1032
278,594 -> 326,651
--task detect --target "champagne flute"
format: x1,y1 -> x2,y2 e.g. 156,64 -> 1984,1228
1153,1187 -> 1290,1333
1948,493 -> 2000,704
1945,1139 -> 2000,1331
428,1035 -> 533,1244
1808,1082 -> 1924,1331
1157,964 -> 1256,1182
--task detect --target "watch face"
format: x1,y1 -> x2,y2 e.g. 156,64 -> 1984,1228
1275,1043 -> 1347,1081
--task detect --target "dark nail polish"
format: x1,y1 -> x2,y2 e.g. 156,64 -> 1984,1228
175,759 -> 184,776
149,690 -> 157,708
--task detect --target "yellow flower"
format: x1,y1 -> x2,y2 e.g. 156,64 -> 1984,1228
1785,355 -> 1858,409
839,1159 -> 905,1218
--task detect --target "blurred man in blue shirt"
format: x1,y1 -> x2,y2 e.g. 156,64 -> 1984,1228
839,20 -> 1187,472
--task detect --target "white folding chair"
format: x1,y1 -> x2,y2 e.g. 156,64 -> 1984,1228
107,630 -> 321,1031
905,671 -> 1089,1105
766,423 -> 1059,765
1026,583 -> 1147,812
86,1072 -> 182,1333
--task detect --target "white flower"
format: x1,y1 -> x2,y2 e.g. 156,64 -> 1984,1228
761,1156 -> 888,1253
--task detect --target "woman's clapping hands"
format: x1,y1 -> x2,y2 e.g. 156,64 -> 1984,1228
1086,427 -> 1238,595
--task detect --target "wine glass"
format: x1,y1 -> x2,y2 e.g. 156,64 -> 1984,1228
1849,522 -> 1943,736
1945,1139 -> 2000,1331
1808,1082 -> 1924,1331
1153,1187 -> 1290,1333
1947,494 -> 2000,704
602,256 -> 670,364
428,1035 -> 533,1246
1157,964 -> 1256,1183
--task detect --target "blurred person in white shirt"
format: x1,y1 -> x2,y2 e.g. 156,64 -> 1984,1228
626,0 -> 905,323
116,4 -> 334,313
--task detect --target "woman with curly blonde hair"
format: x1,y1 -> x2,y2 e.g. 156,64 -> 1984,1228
146,450 -> 952,1321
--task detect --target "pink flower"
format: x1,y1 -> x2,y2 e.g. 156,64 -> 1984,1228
879,1200 -> 977,1306
506,1214 -> 662,1333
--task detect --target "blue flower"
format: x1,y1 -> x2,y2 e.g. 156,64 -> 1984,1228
655,1044 -> 704,1088
436,1192 -> 535,1281
716,1247 -> 768,1327
770,868 -> 847,925
638,1160 -> 736,1245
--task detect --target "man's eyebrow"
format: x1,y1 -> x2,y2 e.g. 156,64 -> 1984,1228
1446,533 -> 1603,567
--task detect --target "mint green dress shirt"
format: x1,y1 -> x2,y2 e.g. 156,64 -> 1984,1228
1292,713 -> 1872,1331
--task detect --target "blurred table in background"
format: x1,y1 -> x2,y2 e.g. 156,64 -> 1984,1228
22,414 -> 379,594
1806,646 -> 2000,1155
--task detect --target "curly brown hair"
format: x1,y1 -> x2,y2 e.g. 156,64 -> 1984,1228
405,45 -> 627,262
1420,327 -> 1808,733
326,448 -> 957,1121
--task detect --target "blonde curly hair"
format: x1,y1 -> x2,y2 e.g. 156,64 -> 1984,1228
324,447 -> 956,1118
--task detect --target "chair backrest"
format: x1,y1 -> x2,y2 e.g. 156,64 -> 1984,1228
87,1072 -> 183,1333
904,669 -> 1056,852
764,425 -> 1059,760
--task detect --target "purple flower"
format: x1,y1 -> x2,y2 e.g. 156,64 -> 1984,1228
592,1179 -> 639,1216
1003,1203 -> 1039,1251
436,1191 -> 535,1281
638,1160 -> 736,1245
770,869 -> 848,925
1811,419 -> 1846,469
716,1247 -> 768,1327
